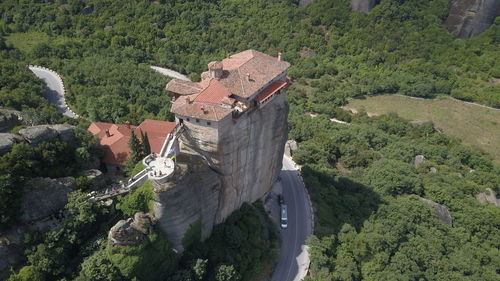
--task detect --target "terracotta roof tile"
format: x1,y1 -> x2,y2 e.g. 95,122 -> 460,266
194,79 -> 231,105
87,120 -> 176,165
168,49 -> 290,121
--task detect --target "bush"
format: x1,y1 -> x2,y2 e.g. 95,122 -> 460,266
116,181 -> 154,217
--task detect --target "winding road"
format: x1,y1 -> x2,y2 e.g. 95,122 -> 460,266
271,155 -> 313,281
28,66 -> 78,119
150,66 -> 191,81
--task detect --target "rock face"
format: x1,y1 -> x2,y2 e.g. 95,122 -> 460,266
154,155 -> 222,252
18,124 -> 76,146
20,177 -> 76,223
285,139 -> 299,157
299,0 -> 315,8
420,198 -> 453,225
0,109 -> 23,133
476,188 -> 500,206
108,212 -> 155,246
0,243 -> 23,280
153,93 -> 288,251
180,93 -> 288,223
414,155 -> 427,168
444,0 -> 500,39
0,133 -> 23,155
351,0 -> 377,13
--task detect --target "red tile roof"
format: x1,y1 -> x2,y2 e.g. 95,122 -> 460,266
87,120 -> 176,165
194,79 -> 231,105
255,80 -> 288,103
166,49 -> 290,121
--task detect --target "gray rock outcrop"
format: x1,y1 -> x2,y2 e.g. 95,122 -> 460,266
180,93 -> 288,223
476,188 -> 500,206
153,93 -> 287,252
420,197 -> 453,225
285,139 -> 299,158
18,124 -> 76,146
154,155 -> 222,252
0,109 -> 23,133
414,155 -> 427,168
351,0 -> 377,13
299,0 -> 315,8
444,0 -> 500,39
108,212 -> 155,246
20,177 -> 76,223
0,133 -> 23,155
0,243 -> 23,280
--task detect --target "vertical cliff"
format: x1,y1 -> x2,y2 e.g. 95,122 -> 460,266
153,156 -> 222,252
153,93 -> 288,251
444,0 -> 500,39
351,0 -> 378,13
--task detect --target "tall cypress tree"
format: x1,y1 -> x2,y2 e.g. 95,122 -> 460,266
128,129 -> 141,164
140,130 -> 151,155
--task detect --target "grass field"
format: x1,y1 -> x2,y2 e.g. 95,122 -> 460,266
5,32 -> 74,53
344,95 -> 500,163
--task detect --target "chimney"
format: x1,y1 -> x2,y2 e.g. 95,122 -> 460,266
278,52 -> 282,61
125,120 -> 131,129
105,130 -> 111,137
186,97 -> 191,104
246,73 -> 251,82
208,61 -> 223,79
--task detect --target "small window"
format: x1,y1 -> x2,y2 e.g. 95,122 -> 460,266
186,118 -> 190,121
179,118 -> 184,124
207,121 -> 211,125
196,119 -> 200,123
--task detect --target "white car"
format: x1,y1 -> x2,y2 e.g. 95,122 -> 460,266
280,204 -> 288,229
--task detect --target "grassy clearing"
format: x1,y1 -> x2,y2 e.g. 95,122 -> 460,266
5,32 -> 51,53
344,95 -> 500,162
5,32 -> 74,53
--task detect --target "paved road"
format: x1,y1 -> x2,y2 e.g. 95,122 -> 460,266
271,155 -> 313,281
150,66 -> 191,81
29,66 -> 78,118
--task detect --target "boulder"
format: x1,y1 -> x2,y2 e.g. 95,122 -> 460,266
285,140 -> 299,157
420,198 -> 453,225
51,124 -> 76,144
0,243 -> 23,280
130,212 -> 155,235
0,133 -> 23,155
351,0 -> 377,13
444,0 -> 500,39
0,109 -> 23,133
18,125 -> 58,146
414,155 -> 427,168
299,0 -> 315,8
108,212 -> 155,246
476,188 -> 500,207
81,5 -> 92,14
20,177 -> 77,223
83,169 -> 106,188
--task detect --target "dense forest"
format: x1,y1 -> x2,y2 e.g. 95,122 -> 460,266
1,0 -> 499,280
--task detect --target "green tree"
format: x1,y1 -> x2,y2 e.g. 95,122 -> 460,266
193,258 -> 207,280
6,266 -> 45,281
215,265 -> 239,281
75,250 -> 123,281
363,159 -> 423,196
140,130 -> 151,155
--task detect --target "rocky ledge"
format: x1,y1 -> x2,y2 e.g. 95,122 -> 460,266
108,212 -> 155,246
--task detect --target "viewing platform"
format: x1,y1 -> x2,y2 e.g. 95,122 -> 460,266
144,154 -> 175,184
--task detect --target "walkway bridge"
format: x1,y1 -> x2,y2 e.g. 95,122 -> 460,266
90,124 -> 184,202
